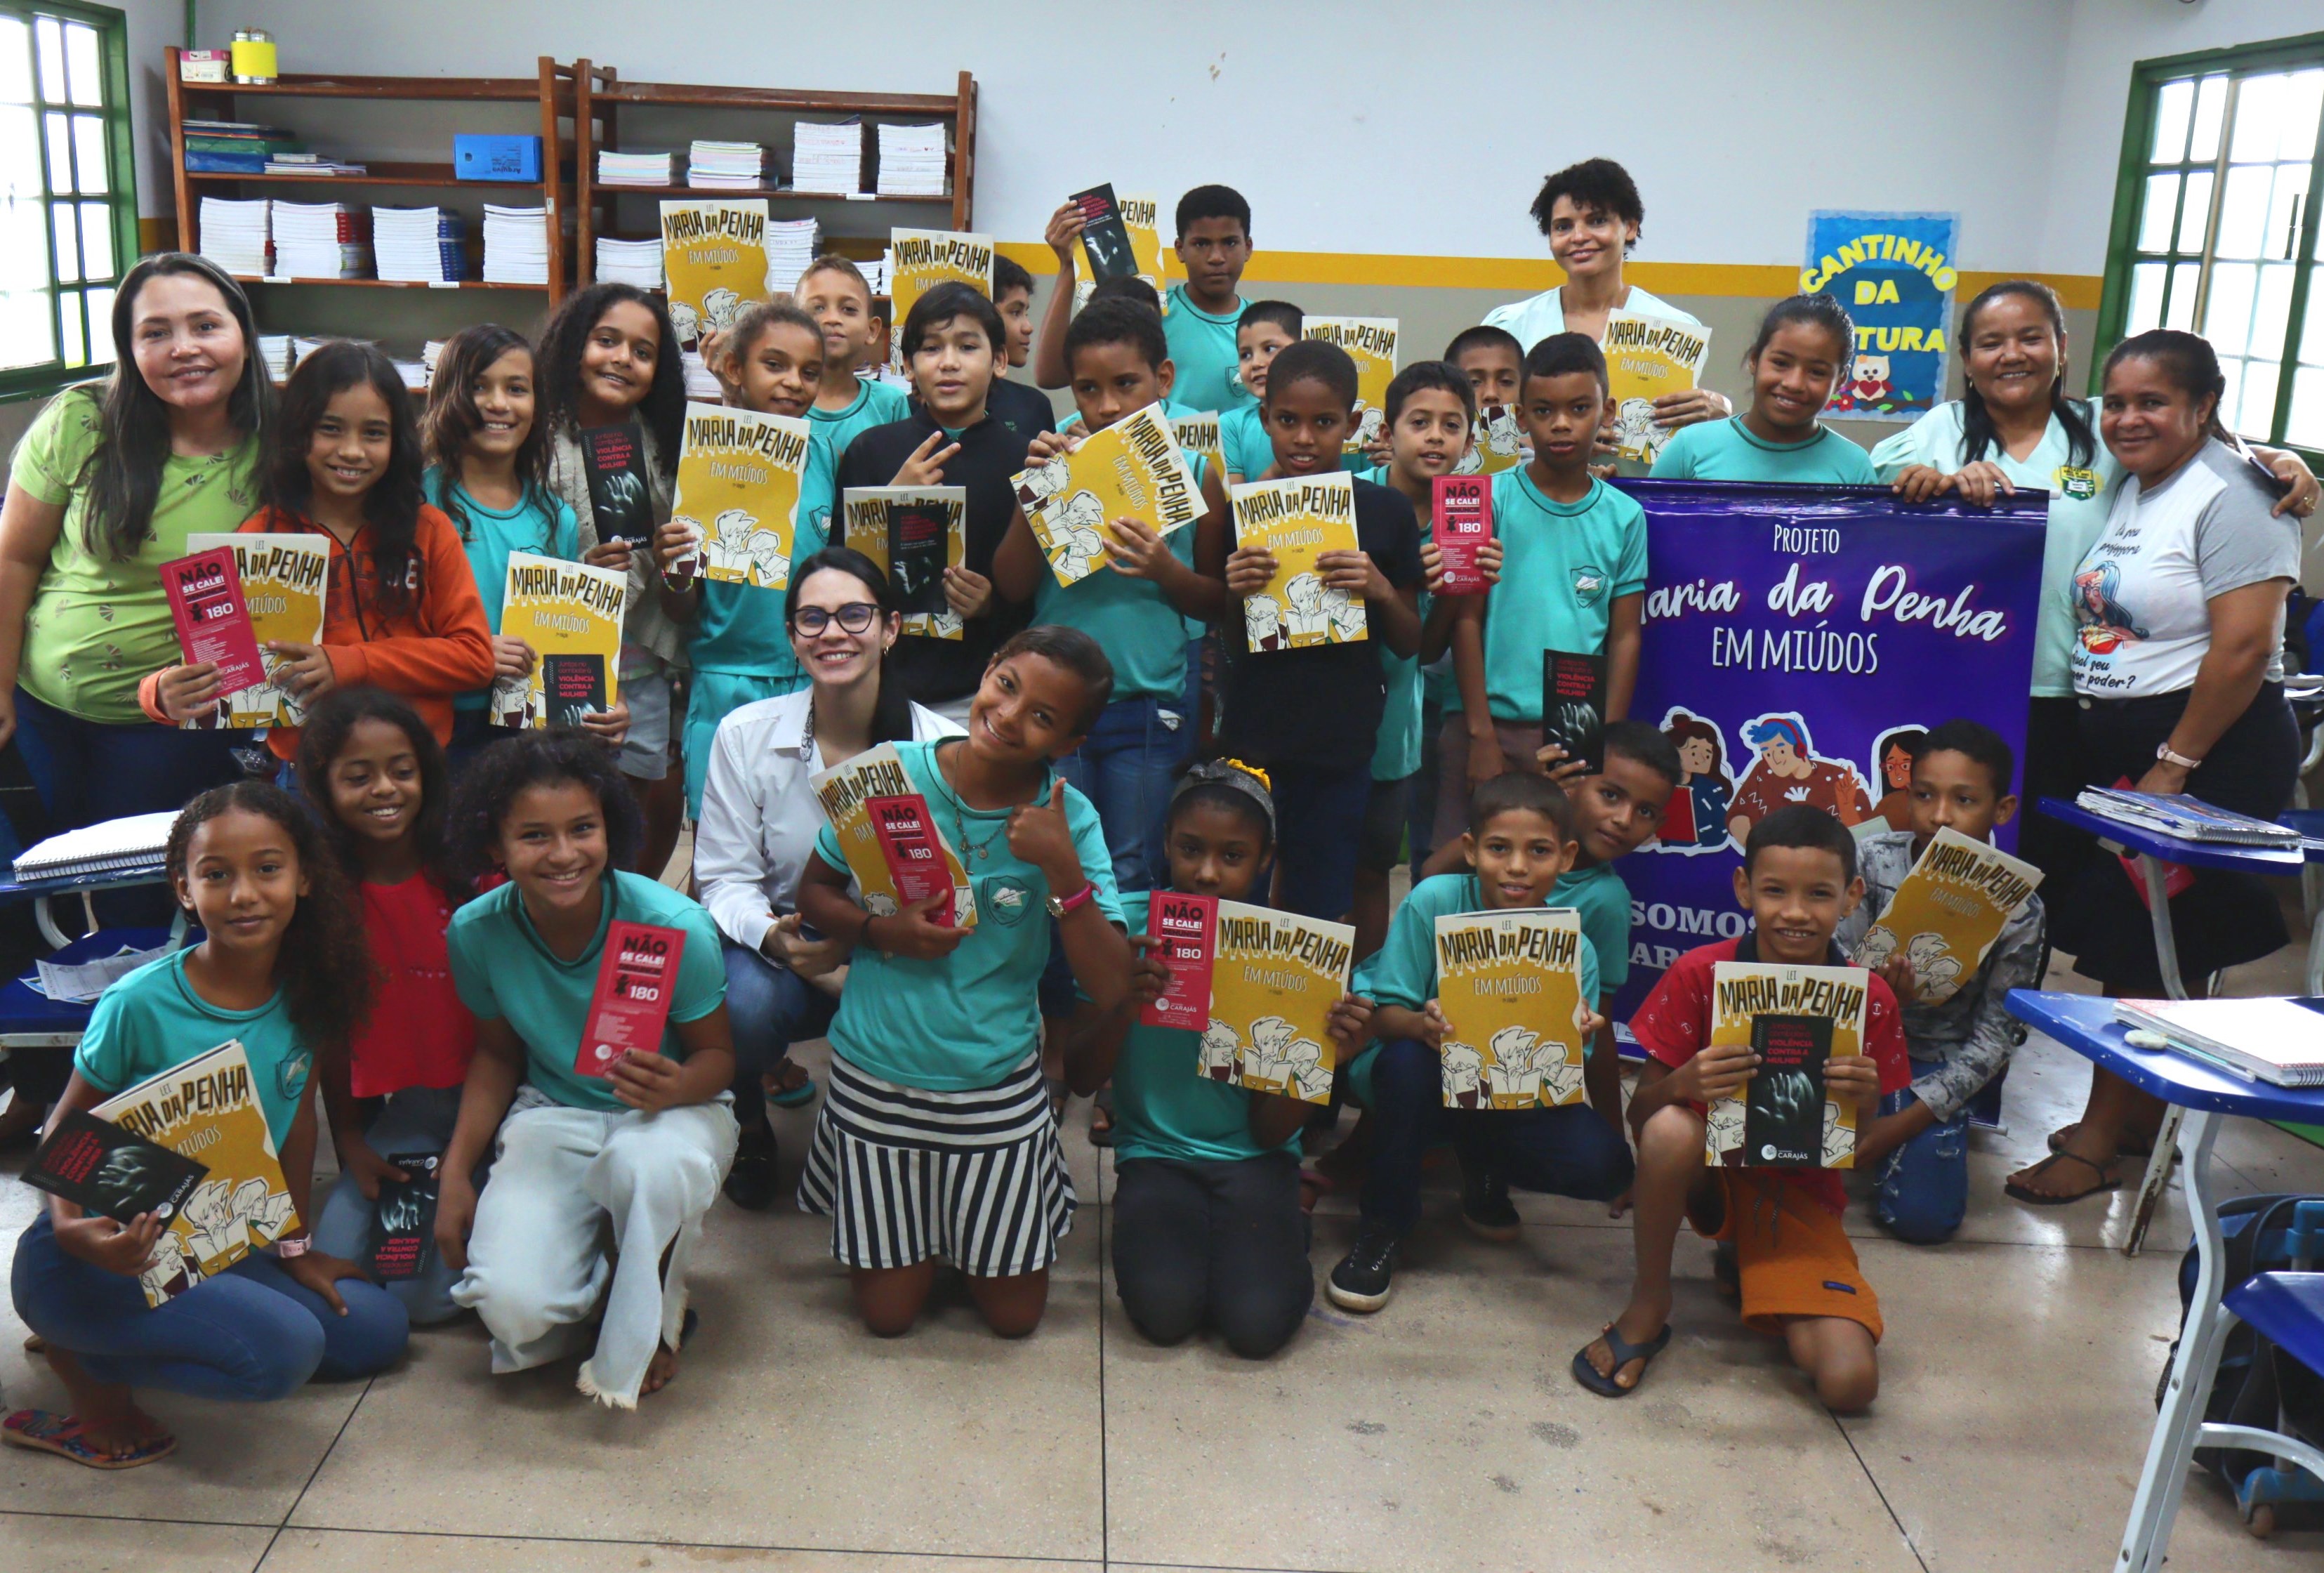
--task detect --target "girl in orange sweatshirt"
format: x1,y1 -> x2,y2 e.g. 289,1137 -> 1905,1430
143,341 -> 494,765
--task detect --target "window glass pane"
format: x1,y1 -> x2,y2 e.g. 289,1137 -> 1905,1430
2205,261 -> 2257,355
49,202 -> 75,284
0,106 -> 37,195
70,114 -> 103,196
0,288 -> 53,368
2278,69 -> 2324,161
2217,357 -> 2246,430
2254,263 -> 2297,361
2167,261 -> 2201,331
2177,171 -> 2214,251
43,110 -> 69,193
2290,367 -> 2324,448
0,195 -> 47,288
2128,261 -> 2166,335
77,199 -> 107,278
2191,74 -> 2230,162
2240,360 -> 2280,441
2139,172 -> 2181,252
2232,73 -> 2285,164
2214,164 -> 2272,258
84,282 -> 113,364
2153,77 -> 2196,162
2267,164 -> 2310,261
61,23 -> 98,109
0,19 -> 31,105
32,18 -> 61,104
57,287 -> 82,367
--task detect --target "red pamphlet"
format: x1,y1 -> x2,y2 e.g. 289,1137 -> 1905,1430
1430,474 -> 1493,595
577,921 -> 686,1077
1140,890 -> 1218,1031
160,546 -> 266,697
866,794 -> 960,928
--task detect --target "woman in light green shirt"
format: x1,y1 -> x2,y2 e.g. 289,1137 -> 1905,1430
0,254 -> 264,836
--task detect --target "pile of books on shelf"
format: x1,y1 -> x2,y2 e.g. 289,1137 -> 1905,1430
291,336 -> 333,365
373,206 -> 466,284
421,339 -> 445,385
257,334 -> 295,380
263,152 -> 368,177
861,254 -> 892,296
197,196 -> 270,275
687,140 -> 767,191
594,235 -> 663,290
481,204 -> 548,286
791,119 -> 864,195
390,355 -> 429,390
182,119 -> 298,175
767,217 -> 819,294
597,149 -> 674,187
271,202 -> 371,280
680,350 -> 721,401
876,122 -> 948,197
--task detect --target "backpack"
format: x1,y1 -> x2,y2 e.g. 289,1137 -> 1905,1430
2160,1193 -> 2324,1490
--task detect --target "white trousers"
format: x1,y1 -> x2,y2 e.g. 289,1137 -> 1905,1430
452,1092 -> 738,1408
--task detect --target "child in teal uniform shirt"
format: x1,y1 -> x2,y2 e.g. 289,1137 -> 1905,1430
1650,295 -> 1877,485
1164,184 -> 1257,414
1222,301 -> 1302,482
798,255 -> 910,456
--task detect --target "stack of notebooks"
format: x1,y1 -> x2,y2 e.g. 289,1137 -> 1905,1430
181,119 -> 299,175
290,335 -> 334,365
2074,787 -> 2301,848
480,205 -> 548,285
767,216 -> 819,294
197,196 -> 270,276
372,206 -> 466,283
390,355 -> 430,390
680,350 -> 721,401
256,334 -> 295,380
270,202 -> 371,280
861,254 -> 891,295
876,122 -> 949,196
597,149 -> 673,187
2116,997 -> 2324,1086
595,236 -> 663,289
421,339 -> 445,385
791,119 -> 864,195
264,152 -> 367,178
687,140 -> 767,190
12,811 -> 180,884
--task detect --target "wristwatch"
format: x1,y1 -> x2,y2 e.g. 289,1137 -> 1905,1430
1047,881 -> 1096,919
2155,741 -> 2204,772
275,1234 -> 310,1259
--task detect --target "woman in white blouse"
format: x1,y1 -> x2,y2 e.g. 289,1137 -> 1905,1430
694,546 -> 962,1209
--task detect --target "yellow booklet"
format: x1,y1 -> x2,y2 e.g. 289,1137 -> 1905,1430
183,532 -> 327,730
887,228 -> 994,370
93,1039 -> 296,1309
1433,909 -> 1590,1109
1302,316 -> 1398,453
1603,312 -> 1713,466
1206,900 -> 1354,1105
810,741 -> 977,928
1455,403 -> 1527,475
659,199 -> 770,350
1014,402 -> 1201,586
1705,961 -> 1869,1169
1119,192 -> 1168,289
1853,826 -> 2041,1006
839,485 -> 966,640
1230,472 -> 1364,650
490,551 -> 626,729
670,402 -> 812,589
1170,411 -> 1224,482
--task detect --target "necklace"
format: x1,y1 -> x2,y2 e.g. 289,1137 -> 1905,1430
937,739 -> 1010,864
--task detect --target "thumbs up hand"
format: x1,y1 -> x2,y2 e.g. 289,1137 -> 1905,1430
1008,778 -> 1083,893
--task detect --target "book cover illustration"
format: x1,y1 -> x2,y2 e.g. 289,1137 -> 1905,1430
1119,192 -> 1168,288
1170,410 -> 1224,482
887,228 -> 994,370
369,1150 -> 440,1282
1142,890 -> 1218,1032
1013,402 -> 1201,586
540,653 -> 609,730
1742,1013 -> 1833,1168
864,794 -> 964,928
671,402 -> 812,589
840,486 -> 965,639
161,546 -> 266,698
1430,474 -> 1493,595
1851,825 -> 2042,1006
1068,183 -> 1138,282
1541,650 -> 1608,775
579,422 -> 655,546
1206,901 -> 1355,1104
579,921 -> 686,1077
1603,312 -> 1713,466
1455,402 -> 1527,475
659,199 -> 770,350
1301,316 -> 1399,452
489,552 -> 626,730
22,1108 -> 208,1225
89,1039 -> 297,1308
181,532 -> 329,729
1704,961 -> 1868,1170
1231,472 -> 1364,651
810,741 -> 977,927
1432,908 -> 1590,1109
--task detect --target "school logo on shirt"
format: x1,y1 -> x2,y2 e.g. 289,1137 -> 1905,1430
1571,565 -> 1607,606
982,875 -> 1035,928
277,1049 -> 312,1102
2057,466 -> 2100,502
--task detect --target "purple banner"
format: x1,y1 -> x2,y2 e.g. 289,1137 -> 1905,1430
1611,479 -> 2048,1023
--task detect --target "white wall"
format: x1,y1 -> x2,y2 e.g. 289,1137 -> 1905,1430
115,0 -> 180,216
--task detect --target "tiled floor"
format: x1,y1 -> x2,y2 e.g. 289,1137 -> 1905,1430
6,930 -> 2324,1569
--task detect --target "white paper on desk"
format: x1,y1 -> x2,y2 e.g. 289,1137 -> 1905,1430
29,942 -> 174,1003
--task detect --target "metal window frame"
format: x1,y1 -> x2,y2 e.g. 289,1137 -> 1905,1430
0,0 -> 137,403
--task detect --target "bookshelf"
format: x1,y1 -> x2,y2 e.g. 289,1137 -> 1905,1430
572,65 -> 978,283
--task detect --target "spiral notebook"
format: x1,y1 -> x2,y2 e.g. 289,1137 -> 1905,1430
11,811 -> 180,883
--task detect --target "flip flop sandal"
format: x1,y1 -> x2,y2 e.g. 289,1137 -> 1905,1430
2,1409 -> 176,1470
2005,1150 -> 2122,1206
1088,1103 -> 1116,1148
1573,1323 -> 1672,1397
767,1067 -> 817,1110
22,1334 -> 45,1354
2047,1122 -> 2155,1159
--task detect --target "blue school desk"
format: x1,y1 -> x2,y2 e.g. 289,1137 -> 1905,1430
2035,798 -> 2309,1253
2005,989 -> 2324,1572
0,858 -> 181,1065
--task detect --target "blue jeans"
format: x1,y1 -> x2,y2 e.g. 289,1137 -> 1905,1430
723,940 -> 838,1131
1055,694 -> 1184,895
1408,695 -> 1444,879
1268,760 -> 1374,921
1180,636 -> 1207,760
11,1212 -> 407,1400
312,1084 -> 475,1326
1358,1037 -> 1635,1236
1875,1062 -> 1971,1244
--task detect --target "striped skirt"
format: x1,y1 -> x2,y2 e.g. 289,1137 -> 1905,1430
797,1052 -> 1076,1275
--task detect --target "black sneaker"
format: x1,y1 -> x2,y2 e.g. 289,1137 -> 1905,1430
1326,1223 -> 1400,1312
722,1128 -> 779,1211
1462,1167 -> 1521,1243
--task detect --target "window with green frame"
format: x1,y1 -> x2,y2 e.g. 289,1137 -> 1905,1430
2099,32 -> 2324,456
0,0 -> 137,400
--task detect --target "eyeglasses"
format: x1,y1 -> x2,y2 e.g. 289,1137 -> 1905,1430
791,603 -> 879,636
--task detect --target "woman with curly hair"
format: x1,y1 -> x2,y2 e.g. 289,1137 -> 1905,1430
6,782 -> 407,1470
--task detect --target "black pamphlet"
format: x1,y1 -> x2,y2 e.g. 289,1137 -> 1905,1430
1744,1013 -> 1832,1168
1541,650 -> 1607,776
889,499 -> 951,619
541,653 -> 608,730
23,1109 -> 207,1224
581,422 -> 654,546
369,1151 -> 441,1281
1069,183 -> 1137,282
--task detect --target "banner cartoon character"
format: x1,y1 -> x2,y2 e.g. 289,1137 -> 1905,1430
1868,723 -> 1927,831
1726,713 -> 1870,845
1654,709 -> 1737,853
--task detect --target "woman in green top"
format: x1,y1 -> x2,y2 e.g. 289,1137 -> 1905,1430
0,254 -> 265,834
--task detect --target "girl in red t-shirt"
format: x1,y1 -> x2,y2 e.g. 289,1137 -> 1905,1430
300,687 -> 478,1324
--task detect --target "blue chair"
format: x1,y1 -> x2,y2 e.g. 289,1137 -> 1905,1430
2216,1199 -> 2324,1538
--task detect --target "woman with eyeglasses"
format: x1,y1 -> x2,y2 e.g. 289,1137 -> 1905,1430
690,546 -> 963,1209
